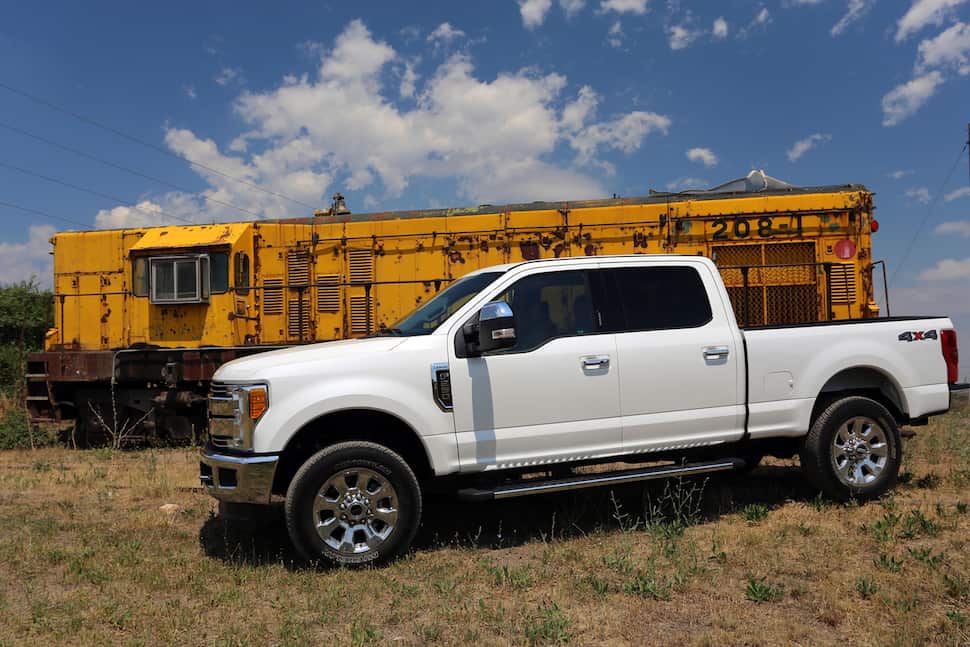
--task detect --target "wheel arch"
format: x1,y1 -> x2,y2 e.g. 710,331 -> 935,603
811,366 -> 907,426
271,408 -> 434,496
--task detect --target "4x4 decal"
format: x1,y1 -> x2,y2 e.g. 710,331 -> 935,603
898,330 -> 938,342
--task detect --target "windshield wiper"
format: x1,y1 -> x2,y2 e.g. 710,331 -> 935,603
373,327 -> 404,337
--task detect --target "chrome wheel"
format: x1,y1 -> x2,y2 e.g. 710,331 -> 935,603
312,468 -> 399,556
831,416 -> 889,486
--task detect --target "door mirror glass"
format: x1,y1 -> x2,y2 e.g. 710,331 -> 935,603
477,301 -> 516,353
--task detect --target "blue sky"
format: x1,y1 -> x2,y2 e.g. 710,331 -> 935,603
1,0 -> 969,353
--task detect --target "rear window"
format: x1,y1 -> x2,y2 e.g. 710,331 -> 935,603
598,266 -> 712,332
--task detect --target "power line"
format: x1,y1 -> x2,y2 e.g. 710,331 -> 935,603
889,143 -> 968,286
0,199 -> 91,229
0,160 -> 194,225
0,120 -> 263,219
0,80 -> 319,210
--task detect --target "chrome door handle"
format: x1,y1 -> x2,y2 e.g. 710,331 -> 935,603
703,346 -> 730,361
582,355 -> 610,369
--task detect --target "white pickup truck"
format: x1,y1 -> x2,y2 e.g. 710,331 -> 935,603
200,255 -> 968,565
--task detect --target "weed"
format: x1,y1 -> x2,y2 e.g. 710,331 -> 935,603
486,564 -> 533,591
709,535 -> 727,564
623,573 -> 672,601
956,502 -> 968,515
745,576 -> 784,603
92,447 -> 113,461
894,596 -> 920,613
432,578 -> 456,594
602,551 -> 635,575
742,503 -> 769,524
943,573 -> 969,599
585,576 -> 609,596
907,547 -> 944,568
855,577 -> 879,599
898,509 -> 941,539
870,511 -> 900,541
915,473 -> 941,489
350,621 -> 381,647
523,601 -> 570,646
643,476 -> 706,531
898,471 -> 913,485
810,492 -> 829,512
947,611 -> 969,628
875,554 -> 904,573
32,460 -> 51,472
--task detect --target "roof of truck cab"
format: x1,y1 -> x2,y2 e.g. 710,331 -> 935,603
129,223 -> 250,251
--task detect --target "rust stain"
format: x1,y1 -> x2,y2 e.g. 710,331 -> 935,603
553,243 -> 565,258
447,250 -> 465,264
519,241 -> 540,260
632,232 -> 648,248
584,244 -> 597,256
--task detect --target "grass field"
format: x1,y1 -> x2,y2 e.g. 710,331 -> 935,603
1,410 -> 969,646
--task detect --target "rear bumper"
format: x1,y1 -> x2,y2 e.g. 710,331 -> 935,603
199,448 -> 279,504
951,383 -> 970,414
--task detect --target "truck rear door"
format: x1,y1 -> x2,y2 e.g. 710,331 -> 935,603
593,260 -> 746,453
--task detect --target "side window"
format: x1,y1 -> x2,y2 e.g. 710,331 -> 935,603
603,266 -> 712,332
493,270 -> 595,352
233,251 -> 250,295
149,256 -> 211,304
132,257 -> 149,297
210,252 -> 229,294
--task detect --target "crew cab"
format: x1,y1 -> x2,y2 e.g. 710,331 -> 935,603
200,255 -> 968,565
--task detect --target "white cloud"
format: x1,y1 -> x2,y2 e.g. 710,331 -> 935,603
917,21 -> 970,73
686,147 -> 718,167
737,7 -> 772,38
786,0 -> 824,5
519,0 -> 553,28
712,17 -> 729,38
896,0 -> 969,42
214,67 -> 244,87
600,0 -> 649,15
786,133 -> 831,161
94,200 -> 168,229
906,186 -> 932,203
881,70 -> 944,126
427,22 -> 466,44
666,176 -> 707,191
399,60 -> 419,98
831,0 -> 875,36
918,257 -> 970,280
935,220 -> 970,235
183,85 -> 197,100
96,19 -> 671,229
944,186 -> 970,201
887,169 -> 913,179
0,225 -> 57,288
667,24 -> 701,50
607,21 -> 624,48
559,0 -> 586,17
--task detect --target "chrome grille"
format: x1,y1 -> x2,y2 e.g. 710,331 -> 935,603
208,381 -> 237,447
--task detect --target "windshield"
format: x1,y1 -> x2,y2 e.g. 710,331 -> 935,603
377,271 -> 504,337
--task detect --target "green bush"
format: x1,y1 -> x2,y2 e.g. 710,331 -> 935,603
0,406 -> 33,450
0,279 -> 54,396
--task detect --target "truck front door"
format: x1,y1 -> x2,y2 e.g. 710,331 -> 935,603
448,267 -> 622,470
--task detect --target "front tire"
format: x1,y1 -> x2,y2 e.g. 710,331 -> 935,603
285,441 -> 422,566
800,396 -> 902,502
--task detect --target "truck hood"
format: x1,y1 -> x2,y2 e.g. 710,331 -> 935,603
213,337 -> 408,382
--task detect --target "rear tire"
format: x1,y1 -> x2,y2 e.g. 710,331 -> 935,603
800,396 -> 901,502
285,441 -> 422,566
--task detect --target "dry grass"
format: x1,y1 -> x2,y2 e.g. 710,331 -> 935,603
1,411 -> 969,646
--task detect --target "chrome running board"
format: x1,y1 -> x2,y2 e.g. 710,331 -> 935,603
457,458 -> 744,502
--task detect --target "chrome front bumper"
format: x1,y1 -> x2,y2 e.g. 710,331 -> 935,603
951,384 -> 970,414
199,449 -> 279,504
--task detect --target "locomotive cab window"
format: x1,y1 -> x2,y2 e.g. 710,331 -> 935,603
149,255 -> 211,304
234,251 -> 250,295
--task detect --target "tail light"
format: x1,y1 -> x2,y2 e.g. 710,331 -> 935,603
941,329 -> 959,384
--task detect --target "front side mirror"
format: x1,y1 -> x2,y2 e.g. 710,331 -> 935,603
477,301 -> 516,353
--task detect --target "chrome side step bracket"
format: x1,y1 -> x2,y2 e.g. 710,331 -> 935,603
457,458 -> 744,502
